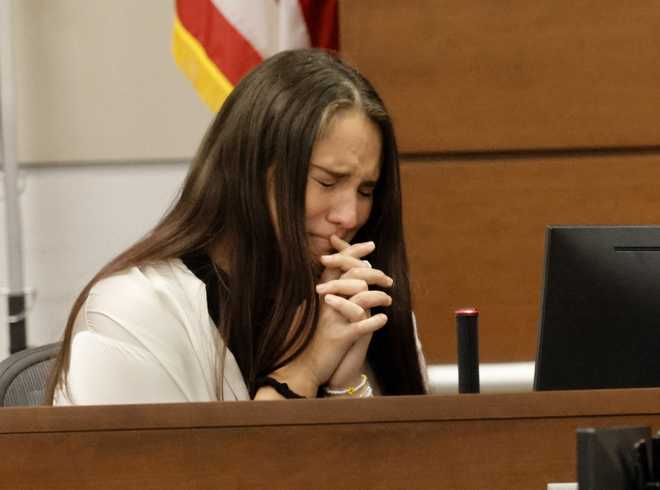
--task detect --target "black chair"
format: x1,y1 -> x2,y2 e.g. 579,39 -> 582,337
0,342 -> 60,406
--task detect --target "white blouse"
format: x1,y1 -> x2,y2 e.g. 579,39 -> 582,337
54,259 -> 427,405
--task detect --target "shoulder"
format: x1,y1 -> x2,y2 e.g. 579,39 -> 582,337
411,312 -> 430,393
90,259 -> 202,307
61,259 -> 223,404
84,259 -> 206,329
75,258 -> 216,367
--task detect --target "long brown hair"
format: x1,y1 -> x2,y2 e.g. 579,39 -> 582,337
46,49 -> 425,402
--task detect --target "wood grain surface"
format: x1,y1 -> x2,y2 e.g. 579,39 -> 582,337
401,152 -> 660,362
2,390 -> 660,489
340,0 -> 660,153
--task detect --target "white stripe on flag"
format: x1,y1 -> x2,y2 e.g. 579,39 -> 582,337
276,0 -> 311,52
212,0 -> 311,59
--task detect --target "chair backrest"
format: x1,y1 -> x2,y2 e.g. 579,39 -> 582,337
0,342 -> 61,407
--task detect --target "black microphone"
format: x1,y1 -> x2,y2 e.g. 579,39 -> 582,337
455,308 -> 480,394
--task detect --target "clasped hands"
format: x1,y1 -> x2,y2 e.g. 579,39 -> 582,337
265,235 -> 393,399
316,235 -> 393,392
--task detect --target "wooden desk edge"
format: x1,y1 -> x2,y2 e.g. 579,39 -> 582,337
2,388 -> 660,434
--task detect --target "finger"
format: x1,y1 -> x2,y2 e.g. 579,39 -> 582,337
316,278 -> 368,297
329,239 -> 375,260
320,253 -> 367,272
341,268 -> 394,288
320,238 -> 375,283
349,290 -> 393,310
323,294 -> 366,322
319,266 -> 342,283
353,313 -> 388,335
330,234 -> 351,252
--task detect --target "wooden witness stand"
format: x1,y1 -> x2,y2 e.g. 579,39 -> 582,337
2,389 -> 660,488
2,2 -> 659,488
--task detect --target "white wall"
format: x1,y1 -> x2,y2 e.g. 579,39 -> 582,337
0,1 -> 214,357
0,162 -> 189,355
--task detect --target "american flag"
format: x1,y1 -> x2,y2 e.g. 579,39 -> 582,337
173,0 -> 338,112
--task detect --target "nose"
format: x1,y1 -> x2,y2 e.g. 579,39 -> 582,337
327,193 -> 359,231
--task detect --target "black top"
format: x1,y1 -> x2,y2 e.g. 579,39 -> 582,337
180,250 -> 222,326
181,250 -> 259,393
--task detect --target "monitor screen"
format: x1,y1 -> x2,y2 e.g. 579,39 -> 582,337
577,426 -> 651,490
534,225 -> 660,391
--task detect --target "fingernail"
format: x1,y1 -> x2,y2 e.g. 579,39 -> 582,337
316,284 -> 327,293
320,255 -> 332,262
387,277 -> 394,286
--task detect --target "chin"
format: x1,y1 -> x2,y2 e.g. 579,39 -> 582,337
310,257 -> 324,279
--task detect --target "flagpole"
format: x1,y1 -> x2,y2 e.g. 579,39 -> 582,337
0,0 -> 27,354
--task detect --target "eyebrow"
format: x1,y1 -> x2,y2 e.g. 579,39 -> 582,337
310,164 -> 379,187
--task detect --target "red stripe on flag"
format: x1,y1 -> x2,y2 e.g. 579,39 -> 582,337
298,0 -> 339,50
176,0 -> 263,85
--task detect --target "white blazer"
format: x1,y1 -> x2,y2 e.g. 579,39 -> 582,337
54,259 -> 427,405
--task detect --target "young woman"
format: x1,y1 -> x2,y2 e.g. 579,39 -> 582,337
47,49 -> 427,405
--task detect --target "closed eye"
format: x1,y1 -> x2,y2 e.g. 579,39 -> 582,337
315,178 -> 336,188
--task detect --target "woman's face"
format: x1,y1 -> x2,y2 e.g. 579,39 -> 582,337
305,109 -> 382,257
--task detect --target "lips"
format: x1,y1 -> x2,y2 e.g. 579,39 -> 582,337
309,233 -> 349,242
308,234 -> 333,254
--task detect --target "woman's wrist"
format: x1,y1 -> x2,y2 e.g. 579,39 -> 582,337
327,373 -> 364,391
324,374 -> 373,398
254,385 -> 285,400
268,361 -> 320,398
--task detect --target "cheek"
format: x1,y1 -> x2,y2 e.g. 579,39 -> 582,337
304,185 -> 326,224
347,200 -> 373,240
357,200 -> 373,227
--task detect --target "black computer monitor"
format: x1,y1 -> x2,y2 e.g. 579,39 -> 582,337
534,225 -> 660,391
577,426 -> 651,490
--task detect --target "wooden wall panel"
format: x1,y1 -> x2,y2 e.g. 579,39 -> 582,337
402,152 -> 660,363
340,1 -> 660,153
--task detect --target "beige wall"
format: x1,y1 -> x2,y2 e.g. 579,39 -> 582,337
1,1 -> 215,356
13,0 -> 213,163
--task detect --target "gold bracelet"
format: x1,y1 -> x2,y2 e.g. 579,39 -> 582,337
324,374 -> 368,396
